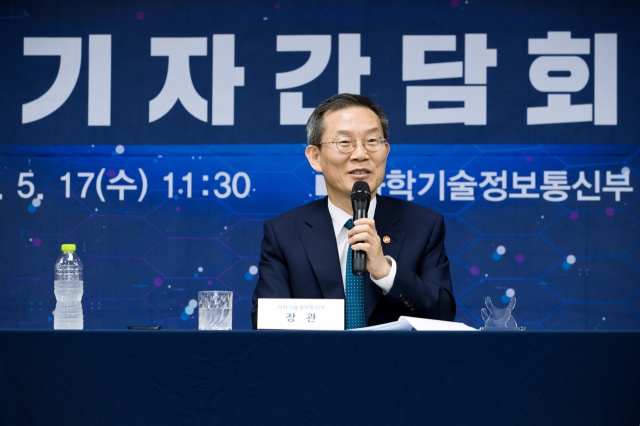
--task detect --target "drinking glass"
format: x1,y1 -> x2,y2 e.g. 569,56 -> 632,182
198,291 -> 233,330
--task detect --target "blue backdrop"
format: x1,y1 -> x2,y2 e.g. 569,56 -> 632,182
1,0 -> 639,330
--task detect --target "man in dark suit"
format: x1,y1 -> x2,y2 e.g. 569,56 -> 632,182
251,94 -> 455,329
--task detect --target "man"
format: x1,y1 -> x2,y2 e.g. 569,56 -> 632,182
251,94 -> 455,329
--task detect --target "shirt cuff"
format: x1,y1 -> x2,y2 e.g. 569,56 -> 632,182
370,256 -> 396,295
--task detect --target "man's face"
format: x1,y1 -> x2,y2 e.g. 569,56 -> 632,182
305,107 -> 390,204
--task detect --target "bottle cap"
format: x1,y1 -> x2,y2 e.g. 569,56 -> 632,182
61,244 -> 76,252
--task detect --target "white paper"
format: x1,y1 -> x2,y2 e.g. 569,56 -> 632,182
354,316 -> 477,331
351,320 -> 413,331
399,316 -> 477,331
257,298 -> 344,330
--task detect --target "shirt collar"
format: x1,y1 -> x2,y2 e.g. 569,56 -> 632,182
327,195 -> 377,237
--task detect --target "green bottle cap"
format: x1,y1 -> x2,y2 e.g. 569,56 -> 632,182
61,244 -> 76,252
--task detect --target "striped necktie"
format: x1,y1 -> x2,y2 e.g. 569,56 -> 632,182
344,219 -> 366,329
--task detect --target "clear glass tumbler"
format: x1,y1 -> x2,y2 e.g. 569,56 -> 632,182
198,291 -> 233,330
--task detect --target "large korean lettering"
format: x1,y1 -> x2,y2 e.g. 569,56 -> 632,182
276,34 -> 370,125
22,35 -> 112,125
149,35 -> 245,124
527,32 -> 617,125
404,34 -> 497,125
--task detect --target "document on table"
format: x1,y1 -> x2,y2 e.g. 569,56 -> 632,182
353,316 -> 478,331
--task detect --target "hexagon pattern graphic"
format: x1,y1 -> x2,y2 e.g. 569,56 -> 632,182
1,144 -> 639,331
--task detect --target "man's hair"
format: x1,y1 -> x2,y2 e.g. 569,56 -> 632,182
306,93 -> 389,146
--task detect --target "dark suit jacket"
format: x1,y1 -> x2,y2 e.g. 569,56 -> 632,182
251,196 -> 455,329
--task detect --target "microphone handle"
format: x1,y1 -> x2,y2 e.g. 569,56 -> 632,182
351,202 -> 368,276
352,248 -> 367,276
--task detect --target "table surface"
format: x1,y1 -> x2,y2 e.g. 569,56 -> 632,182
1,330 -> 639,426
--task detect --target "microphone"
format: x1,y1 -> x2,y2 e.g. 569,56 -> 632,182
350,181 -> 371,276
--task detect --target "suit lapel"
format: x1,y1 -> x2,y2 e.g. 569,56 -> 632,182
365,196 -> 406,322
299,198 -> 345,299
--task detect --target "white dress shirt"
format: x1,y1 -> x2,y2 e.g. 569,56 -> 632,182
327,197 -> 397,295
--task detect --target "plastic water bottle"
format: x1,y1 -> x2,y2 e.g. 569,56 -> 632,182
54,244 -> 84,330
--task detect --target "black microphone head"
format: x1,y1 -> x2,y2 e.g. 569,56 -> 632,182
351,181 -> 371,202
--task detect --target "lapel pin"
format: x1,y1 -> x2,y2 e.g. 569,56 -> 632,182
383,236 -> 391,244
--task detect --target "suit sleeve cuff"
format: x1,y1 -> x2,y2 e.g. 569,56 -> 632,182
370,256 -> 396,295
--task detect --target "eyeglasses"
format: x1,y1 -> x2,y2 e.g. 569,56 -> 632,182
316,135 -> 387,153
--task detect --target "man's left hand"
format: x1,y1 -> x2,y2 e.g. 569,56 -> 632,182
348,218 -> 391,280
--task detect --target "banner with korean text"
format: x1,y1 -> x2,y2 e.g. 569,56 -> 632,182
1,0 -> 639,330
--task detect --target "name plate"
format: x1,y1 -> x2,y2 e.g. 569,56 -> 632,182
257,298 -> 345,330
